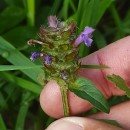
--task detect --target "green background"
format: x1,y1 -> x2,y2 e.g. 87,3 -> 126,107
0,0 -> 130,129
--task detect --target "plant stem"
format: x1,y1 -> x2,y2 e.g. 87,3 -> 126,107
26,0 -> 35,26
15,92 -> 34,130
60,87 -> 70,116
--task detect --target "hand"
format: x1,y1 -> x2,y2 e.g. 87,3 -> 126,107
40,36 -> 130,130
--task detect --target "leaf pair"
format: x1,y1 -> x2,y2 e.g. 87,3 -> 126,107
69,78 -> 110,113
69,74 -> 130,114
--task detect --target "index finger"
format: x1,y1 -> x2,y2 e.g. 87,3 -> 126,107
40,36 -> 130,118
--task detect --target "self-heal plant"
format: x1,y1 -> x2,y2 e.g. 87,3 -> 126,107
28,16 -> 110,116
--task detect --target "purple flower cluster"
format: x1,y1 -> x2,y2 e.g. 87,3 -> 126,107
29,16 -> 94,82
61,71 -> 68,79
44,55 -> 52,65
74,27 -> 95,47
30,52 -> 52,65
30,52 -> 43,61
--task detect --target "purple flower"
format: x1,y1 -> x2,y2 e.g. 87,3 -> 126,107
30,52 -> 43,61
74,27 -> 95,47
44,55 -> 52,65
47,15 -> 58,28
61,71 -> 68,79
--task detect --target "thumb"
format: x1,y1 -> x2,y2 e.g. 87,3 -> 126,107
46,117 -> 123,130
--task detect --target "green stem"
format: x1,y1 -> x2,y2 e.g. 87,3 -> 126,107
26,0 -> 35,26
60,87 -> 69,116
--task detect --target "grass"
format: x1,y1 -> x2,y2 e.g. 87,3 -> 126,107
0,0 -> 130,129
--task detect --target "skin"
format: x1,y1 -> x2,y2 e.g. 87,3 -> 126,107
40,36 -> 130,130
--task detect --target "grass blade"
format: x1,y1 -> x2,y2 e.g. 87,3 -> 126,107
0,72 -> 42,94
50,0 -> 62,15
0,36 -> 45,84
0,114 -> 7,130
15,92 -> 34,130
76,0 -> 113,57
26,0 -> 35,26
81,65 -> 109,69
77,0 -> 89,28
0,65 -> 42,71
95,0 -> 114,26
94,30 -> 107,49
0,92 -> 8,109
62,0 -> 69,19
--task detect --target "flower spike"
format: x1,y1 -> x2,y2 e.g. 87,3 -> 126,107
28,15 -> 96,117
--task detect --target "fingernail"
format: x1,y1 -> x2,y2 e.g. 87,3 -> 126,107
46,118 -> 83,130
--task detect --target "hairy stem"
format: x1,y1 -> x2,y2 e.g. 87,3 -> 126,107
60,87 -> 70,116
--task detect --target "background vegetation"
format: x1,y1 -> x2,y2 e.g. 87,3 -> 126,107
0,0 -> 130,129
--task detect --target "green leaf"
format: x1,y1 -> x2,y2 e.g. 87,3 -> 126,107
81,65 -> 109,69
4,0 -> 24,7
107,74 -> 130,98
69,78 -> 110,113
0,65 -> 42,71
2,26 -> 38,48
0,114 -> 7,130
0,92 -> 8,109
0,6 -> 26,33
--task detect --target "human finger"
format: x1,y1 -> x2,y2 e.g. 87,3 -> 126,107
40,36 -> 130,118
46,117 -> 123,130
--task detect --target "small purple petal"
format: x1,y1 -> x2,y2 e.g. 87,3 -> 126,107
44,55 -> 52,65
74,26 -> 95,46
74,35 -> 83,46
47,15 -> 58,28
82,27 -> 95,35
83,36 -> 93,47
61,71 -> 68,79
30,52 -> 43,61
